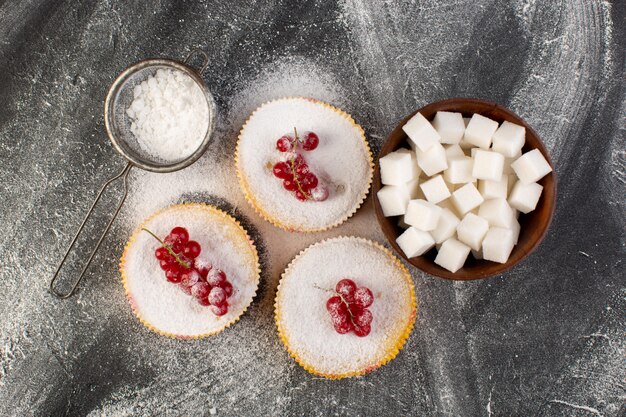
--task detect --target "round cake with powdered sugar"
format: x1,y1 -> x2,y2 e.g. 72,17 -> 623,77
236,97 -> 373,232
275,236 -> 417,379
120,203 -> 260,339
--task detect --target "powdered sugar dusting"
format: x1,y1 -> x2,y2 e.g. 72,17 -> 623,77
123,205 -> 259,337
238,98 -> 372,231
276,237 -> 414,375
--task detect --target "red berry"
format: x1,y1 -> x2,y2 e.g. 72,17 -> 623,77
182,240 -> 201,258
348,303 -> 364,317
300,173 -> 318,190
353,287 -> 374,308
353,309 -> 373,327
191,282 -> 210,299
292,153 -> 304,166
334,320 -> 352,334
295,190 -> 307,201
310,184 -> 329,201
169,227 -> 189,244
208,287 -> 226,305
155,247 -> 172,261
330,308 -> 352,334
302,132 -> 319,151
295,163 -> 309,176
283,178 -> 298,191
207,268 -> 227,286
194,260 -> 212,278
210,302 -> 229,316
336,279 -> 356,302
326,296 -> 343,313
164,237 -> 184,253
165,265 -> 183,283
276,136 -> 293,152
353,324 -> 371,337
220,281 -> 233,297
179,283 -> 192,295
159,259 -> 173,270
180,270 -> 200,288
198,296 -> 211,306
273,161 -> 292,179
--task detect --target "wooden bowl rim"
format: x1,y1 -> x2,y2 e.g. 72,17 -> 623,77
372,97 -> 557,280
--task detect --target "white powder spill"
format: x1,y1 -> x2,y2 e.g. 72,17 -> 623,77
237,98 -> 372,231
126,69 -> 209,162
277,237 -> 414,375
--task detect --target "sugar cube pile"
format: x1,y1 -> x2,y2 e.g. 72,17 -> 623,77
378,111 -> 552,272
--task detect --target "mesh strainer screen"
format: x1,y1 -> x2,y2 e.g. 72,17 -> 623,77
105,59 -> 214,172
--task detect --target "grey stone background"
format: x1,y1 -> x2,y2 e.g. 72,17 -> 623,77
0,1 -> 624,416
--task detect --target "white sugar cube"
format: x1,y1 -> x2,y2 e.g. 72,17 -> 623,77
377,185 -> 410,217
508,181 -> 543,213
451,183 -> 484,215
492,121 -> 525,157
507,174 -> 518,196
510,217 -> 521,244
404,199 -> 443,231
402,112 -> 441,152
396,227 -> 435,258
420,175 -> 451,204
472,149 -> 505,181
478,198 -> 516,229
405,177 -> 423,199
435,238 -> 471,273
444,156 -> 474,184
380,150 -> 415,185
511,149 -> 552,184
463,114 -> 499,149
482,227 -> 515,263
478,175 -> 508,200
456,213 -> 489,251
396,148 -> 422,179
445,144 -> 465,160
416,142 -> 448,176
431,208 -> 460,244
432,111 -> 465,144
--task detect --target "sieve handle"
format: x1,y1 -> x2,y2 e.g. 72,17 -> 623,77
50,162 -> 132,299
184,48 -> 209,74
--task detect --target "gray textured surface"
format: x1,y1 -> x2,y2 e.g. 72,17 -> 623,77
0,1 -> 625,416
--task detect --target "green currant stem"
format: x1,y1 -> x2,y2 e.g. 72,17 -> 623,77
290,127 -> 310,200
142,228 -> 190,268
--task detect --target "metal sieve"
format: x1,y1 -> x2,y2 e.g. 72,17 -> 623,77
50,49 -> 216,298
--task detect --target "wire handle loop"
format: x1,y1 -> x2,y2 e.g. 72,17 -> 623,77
49,162 -> 132,299
184,48 -> 209,74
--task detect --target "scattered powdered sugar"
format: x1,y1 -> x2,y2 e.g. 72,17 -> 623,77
276,237 -> 414,375
126,69 -> 208,162
237,98 -> 372,230
123,205 -> 259,337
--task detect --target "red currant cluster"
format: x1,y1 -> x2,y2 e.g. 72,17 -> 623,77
326,278 -> 374,337
146,226 -> 233,316
272,129 -> 329,202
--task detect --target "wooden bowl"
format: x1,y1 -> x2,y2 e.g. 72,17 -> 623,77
373,98 -> 557,280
